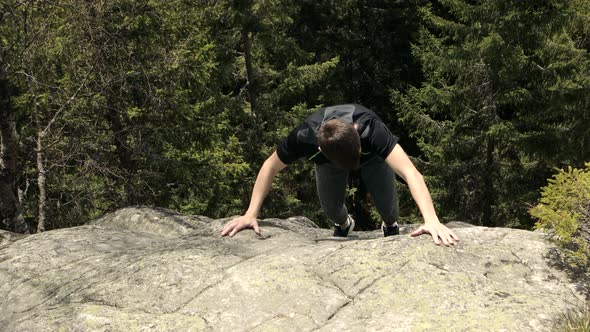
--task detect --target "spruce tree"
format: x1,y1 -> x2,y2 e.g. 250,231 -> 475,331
393,0 -> 590,228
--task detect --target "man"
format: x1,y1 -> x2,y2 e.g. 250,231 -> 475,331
221,104 -> 459,246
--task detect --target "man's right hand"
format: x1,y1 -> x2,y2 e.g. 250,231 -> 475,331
221,152 -> 285,238
220,215 -> 260,237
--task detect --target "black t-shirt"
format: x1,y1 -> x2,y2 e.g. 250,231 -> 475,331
276,104 -> 399,166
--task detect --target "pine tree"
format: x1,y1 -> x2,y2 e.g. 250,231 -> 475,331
191,0 -> 339,222
393,0 -> 590,228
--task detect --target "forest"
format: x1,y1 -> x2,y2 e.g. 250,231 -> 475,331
1,0 -> 589,234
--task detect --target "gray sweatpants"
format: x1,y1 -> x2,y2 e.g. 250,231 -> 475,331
315,157 -> 399,226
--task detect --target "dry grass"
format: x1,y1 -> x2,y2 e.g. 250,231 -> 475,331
553,302 -> 590,332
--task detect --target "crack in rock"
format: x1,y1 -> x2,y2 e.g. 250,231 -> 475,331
169,275 -> 224,314
429,262 -> 450,273
314,274 -> 389,330
17,267 -> 99,314
318,299 -> 352,330
509,250 -> 532,270
308,268 -> 351,300
38,253 -> 107,273
170,248 -> 286,314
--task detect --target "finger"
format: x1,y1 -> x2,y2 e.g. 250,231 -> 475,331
221,222 -> 230,233
438,229 -> 454,246
221,221 -> 234,236
221,225 -> 236,237
430,231 -> 441,245
229,223 -> 247,237
229,225 -> 240,237
438,231 -> 450,246
446,232 -> 457,245
222,218 -> 237,231
449,230 -> 460,242
410,226 -> 425,237
253,223 -> 261,235
438,230 -> 457,245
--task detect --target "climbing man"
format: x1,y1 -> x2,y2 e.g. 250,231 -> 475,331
221,104 -> 459,246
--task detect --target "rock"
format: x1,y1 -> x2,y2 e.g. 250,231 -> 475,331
0,207 -> 587,331
0,230 -> 24,246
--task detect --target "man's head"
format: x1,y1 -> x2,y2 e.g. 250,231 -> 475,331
318,119 -> 361,170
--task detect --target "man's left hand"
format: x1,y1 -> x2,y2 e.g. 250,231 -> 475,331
410,222 -> 459,246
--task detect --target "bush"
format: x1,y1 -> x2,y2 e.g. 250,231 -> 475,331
530,163 -> 590,269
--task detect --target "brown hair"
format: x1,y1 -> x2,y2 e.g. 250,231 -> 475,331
318,119 -> 361,170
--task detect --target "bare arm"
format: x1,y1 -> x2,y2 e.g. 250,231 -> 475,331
385,145 -> 459,246
221,151 -> 287,237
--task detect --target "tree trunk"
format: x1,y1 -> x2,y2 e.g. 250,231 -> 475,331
105,105 -> 135,203
236,0 -> 257,116
482,137 -> 495,227
34,101 -> 47,233
0,79 -> 28,233
242,28 -> 257,116
106,107 -> 133,170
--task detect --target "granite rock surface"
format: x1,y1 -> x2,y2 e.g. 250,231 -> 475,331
0,207 -> 587,331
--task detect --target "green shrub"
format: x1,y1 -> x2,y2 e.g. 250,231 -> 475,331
530,163 -> 590,269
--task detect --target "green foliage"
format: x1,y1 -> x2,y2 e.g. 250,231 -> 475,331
531,163 -> 590,269
1,0 -> 589,232
393,0 -> 590,228
2,0 -> 341,229
569,0 -> 590,52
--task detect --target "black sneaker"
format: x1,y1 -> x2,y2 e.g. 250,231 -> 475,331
382,222 -> 399,237
333,215 -> 355,238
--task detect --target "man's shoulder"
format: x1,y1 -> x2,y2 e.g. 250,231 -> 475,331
303,104 -> 376,121
351,104 -> 381,120
298,103 -> 381,130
